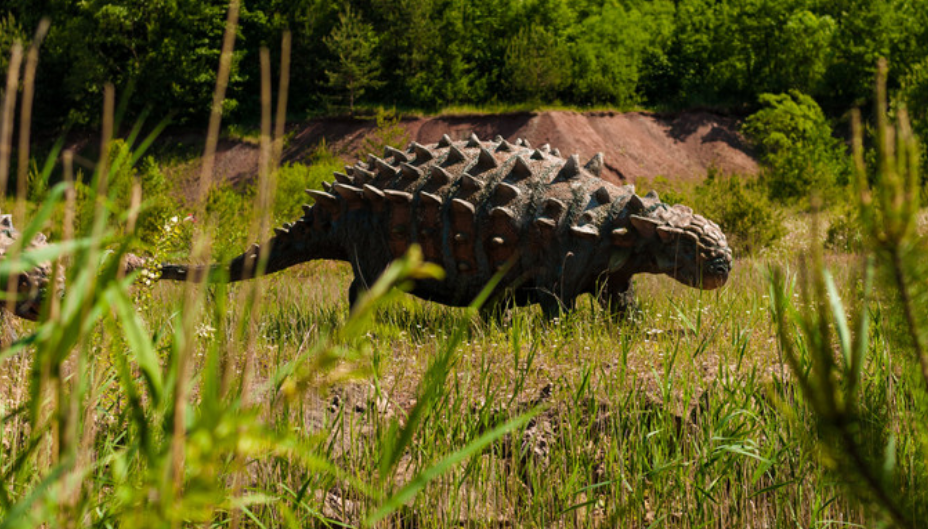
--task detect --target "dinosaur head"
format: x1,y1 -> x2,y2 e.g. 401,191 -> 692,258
622,196 -> 732,290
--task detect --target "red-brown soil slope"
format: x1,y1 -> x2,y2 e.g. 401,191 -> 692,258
180,110 -> 757,195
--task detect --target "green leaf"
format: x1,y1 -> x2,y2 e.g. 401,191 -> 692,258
367,409 -> 538,525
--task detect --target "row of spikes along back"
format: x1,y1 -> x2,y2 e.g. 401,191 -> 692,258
283,133 -> 657,276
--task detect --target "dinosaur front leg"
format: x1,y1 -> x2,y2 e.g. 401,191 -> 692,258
597,275 -> 638,318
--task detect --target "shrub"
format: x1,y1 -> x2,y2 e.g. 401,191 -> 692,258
694,169 -> 783,255
273,141 -> 345,225
743,90 -> 849,202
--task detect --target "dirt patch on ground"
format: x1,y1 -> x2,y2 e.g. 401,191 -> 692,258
167,110 -> 756,198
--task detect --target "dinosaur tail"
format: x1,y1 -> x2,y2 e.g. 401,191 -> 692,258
158,207 -> 346,283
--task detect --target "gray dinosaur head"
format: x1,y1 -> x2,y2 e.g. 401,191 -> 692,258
625,196 -> 732,290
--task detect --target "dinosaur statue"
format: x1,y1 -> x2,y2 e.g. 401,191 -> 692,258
159,134 -> 732,316
0,211 -> 57,321
0,210 -> 149,323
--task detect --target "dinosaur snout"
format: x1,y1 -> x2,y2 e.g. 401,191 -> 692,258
700,256 -> 731,290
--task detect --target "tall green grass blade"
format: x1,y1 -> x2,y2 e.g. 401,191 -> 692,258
367,410 -> 537,525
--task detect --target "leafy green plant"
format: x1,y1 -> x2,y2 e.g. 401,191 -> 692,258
324,5 -> 383,116
743,90 -> 849,201
361,107 -> 410,159
769,60 -> 928,526
694,169 -> 784,255
273,142 -> 345,225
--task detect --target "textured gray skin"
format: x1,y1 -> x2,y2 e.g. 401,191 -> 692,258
0,212 -> 56,321
160,134 -> 732,317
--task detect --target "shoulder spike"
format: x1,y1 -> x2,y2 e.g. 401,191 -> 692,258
489,206 -> 515,220
476,147 -> 498,170
630,214 -> 660,238
459,172 -> 483,192
333,172 -> 353,185
494,182 -> 521,202
420,191 -> 442,207
438,134 -> 453,147
412,142 -> 433,162
429,166 -> 452,186
626,194 -> 645,213
534,217 -> 556,230
522,138 -> 532,149
306,190 -> 339,212
466,133 -> 482,148
320,182 -> 332,192
540,143 -> 551,153
352,166 -> 376,184
384,190 -> 414,203
302,204 -> 313,215
515,138 -> 525,146
611,227 -> 630,243
496,139 -> 514,152
400,162 -> 422,180
446,145 -> 467,164
551,148 -> 561,158
493,135 -> 504,142
585,152 -> 604,177
558,154 -> 581,179
543,197 -> 566,218
372,156 -> 399,178
451,198 -> 475,214
530,149 -> 545,161
645,189 -> 660,201
332,183 -> 364,206
510,156 -> 532,180
385,145 -> 409,163
274,227 -> 289,236
570,225 -> 600,240
363,184 -> 385,203
594,186 -> 612,204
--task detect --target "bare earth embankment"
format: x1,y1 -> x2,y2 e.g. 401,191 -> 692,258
181,110 -> 756,195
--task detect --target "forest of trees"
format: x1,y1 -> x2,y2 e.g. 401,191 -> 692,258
2,0 -> 928,138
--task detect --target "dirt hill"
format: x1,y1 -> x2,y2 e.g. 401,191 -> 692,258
184,110 -> 758,195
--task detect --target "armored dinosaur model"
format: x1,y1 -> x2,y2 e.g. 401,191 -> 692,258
159,134 -> 732,316
0,211 -> 56,321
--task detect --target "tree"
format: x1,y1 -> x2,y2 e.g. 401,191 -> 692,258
504,26 -> 570,103
742,90 -> 849,201
323,6 -> 382,115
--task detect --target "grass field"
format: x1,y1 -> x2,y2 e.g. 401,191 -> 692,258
2,212 -> 926,527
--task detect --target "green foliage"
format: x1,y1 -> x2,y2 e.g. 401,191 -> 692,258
899,56 -> 928,172
826,201 -> 864,252
694,170 -> 784,255
0,12 -> 26,77
569,2 -> 669,107
504,26 -> 571,103
770,67 -> 928,524
33,0 -> 241,125
361,107 -> 411,158
324,5 -> 383,115
272,142 -> 343,225
743,90 -> 849,201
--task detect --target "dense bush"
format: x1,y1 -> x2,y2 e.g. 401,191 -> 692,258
742,91 -> 850,202
693,170 -> 784,255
